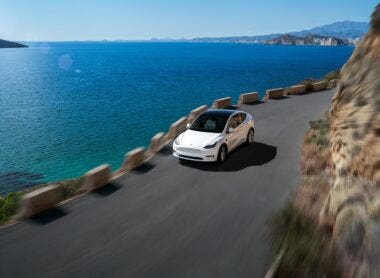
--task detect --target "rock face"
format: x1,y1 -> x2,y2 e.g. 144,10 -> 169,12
320,5 -> 380,276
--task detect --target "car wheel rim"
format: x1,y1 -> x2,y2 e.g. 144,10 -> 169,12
220,147 -> 226,161
248,131 -> 254,143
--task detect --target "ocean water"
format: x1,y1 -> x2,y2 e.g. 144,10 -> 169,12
0,42 -> 353,194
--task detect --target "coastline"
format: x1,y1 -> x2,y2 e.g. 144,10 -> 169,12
0,71 -> 339,226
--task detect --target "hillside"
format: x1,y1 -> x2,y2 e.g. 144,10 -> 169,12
292,21 -> 369,39
191,20 -> 368,43
0,39 -> 28,48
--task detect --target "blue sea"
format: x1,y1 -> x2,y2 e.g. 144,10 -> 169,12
0,42 -> 353,194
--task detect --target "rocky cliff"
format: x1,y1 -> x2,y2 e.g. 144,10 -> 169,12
320,4 -> 380,276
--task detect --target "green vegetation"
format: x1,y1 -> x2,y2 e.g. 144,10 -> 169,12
268,203 -> 342,277
299,69 -> 340,92
300,78 -> 317,91
61,177 -> 85,199
0,192 -> 22,224
323,69 -> 340,82
307,117 -> 330,147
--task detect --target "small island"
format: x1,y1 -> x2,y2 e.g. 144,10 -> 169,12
0,39 -> 28,48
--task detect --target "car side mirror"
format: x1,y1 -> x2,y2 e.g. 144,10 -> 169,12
186,123 -> 191,128
227,127 -> 235,133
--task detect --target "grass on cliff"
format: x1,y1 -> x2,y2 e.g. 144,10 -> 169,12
0,192 -> 22,225
298,69 -> 340,92
267,113 -> 342,277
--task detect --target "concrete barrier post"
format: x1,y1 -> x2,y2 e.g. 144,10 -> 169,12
167,116 -> 188,140
238,92 -> 259,105
264,88 -> 284,100
212,97 -> 232,109
148,132 -> 166,154
312,81 -> 327,92
19,184 -> 64,219
123,147 -> 146,171
290,85 -> 306,95
85,164 -> 111,191
188,105 -> 208,123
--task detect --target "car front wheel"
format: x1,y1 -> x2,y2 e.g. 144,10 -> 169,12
246,129 -> 254,145
217,144 -> 227,164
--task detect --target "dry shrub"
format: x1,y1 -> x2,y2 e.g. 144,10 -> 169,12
295,175 -> 332,221
268,203 -> 343,278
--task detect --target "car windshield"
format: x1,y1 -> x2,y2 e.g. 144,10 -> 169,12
190,114 -> 229,133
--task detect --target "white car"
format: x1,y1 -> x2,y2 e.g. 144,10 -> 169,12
173,109 -> 255,163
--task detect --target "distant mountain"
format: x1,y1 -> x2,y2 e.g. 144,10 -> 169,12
0,39 -> 28,48
190,21 -> 369,44
291,21 -> 369,39
265,34 -> 347,46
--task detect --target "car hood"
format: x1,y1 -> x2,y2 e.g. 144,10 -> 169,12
179,130 -> 222,148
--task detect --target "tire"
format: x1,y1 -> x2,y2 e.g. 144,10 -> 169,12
246,128 -> 254,145
217,144 -> 227,164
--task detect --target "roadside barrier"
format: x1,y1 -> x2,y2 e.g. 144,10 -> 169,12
264,88 -> 284,100
85,164 -> 111,191
212,97 -> 232,109
238,92 -> 259,105
312,81 -> 327,91
290,85 -> 306,95
123,147 -> 146,171
19,184 -> 64,219
148,132 -> 166,154
167,116 -> 188,140
188,105 -> 208,123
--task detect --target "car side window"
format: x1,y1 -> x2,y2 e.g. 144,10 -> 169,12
238,113 -> 246,124
228,115 -> 239,129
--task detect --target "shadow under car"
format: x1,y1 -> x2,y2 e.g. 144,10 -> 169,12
179,141 -> 277,172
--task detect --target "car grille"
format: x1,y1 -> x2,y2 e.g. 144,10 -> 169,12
176,147 -> 202,154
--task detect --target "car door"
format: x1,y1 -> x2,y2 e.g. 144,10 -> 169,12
236,113 -> 248,144
226,114 -> 240,150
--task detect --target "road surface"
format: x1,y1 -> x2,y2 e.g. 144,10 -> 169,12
0,90 -> 334,278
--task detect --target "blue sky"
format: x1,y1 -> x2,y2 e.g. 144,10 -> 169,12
0,0 -> 377,41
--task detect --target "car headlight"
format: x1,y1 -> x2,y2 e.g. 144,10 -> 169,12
174,136 -> 181,145
204,141 -> 217,149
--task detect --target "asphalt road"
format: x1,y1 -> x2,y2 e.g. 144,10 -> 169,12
0,90 -> 334,278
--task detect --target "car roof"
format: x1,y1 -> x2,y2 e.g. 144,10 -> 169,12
203,109 -> 245,117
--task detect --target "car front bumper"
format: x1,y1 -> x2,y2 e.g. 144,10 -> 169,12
172,144 -> 218,162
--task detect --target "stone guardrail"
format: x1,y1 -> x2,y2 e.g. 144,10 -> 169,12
238,92 -> 259,105
148,132 -> 166,154
312,81 -> 327,91
19,184 -> 64,219
123,147 -> 146,171
264,88 -> 284,100
16,79 -> 338,219
188,105 -> 208,123
85,164 -> 111,191
290,85 -> 306,95
212,97 -> 232,109
167,116 -> 188,140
